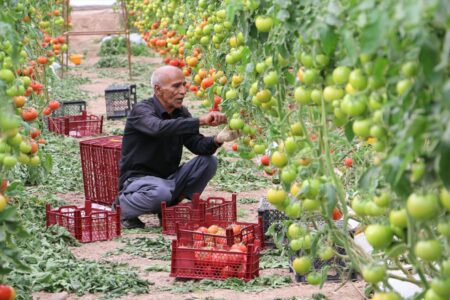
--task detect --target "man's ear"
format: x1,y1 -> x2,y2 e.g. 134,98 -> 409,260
154,85 -> 160,93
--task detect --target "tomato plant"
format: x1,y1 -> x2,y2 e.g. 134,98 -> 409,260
126,0 -> 450,296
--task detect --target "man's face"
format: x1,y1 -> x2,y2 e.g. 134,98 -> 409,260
155,69 -> 187,113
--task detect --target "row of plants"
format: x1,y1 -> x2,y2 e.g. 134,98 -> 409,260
125,0 -> 450,299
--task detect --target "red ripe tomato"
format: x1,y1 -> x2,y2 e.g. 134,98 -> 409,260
231,243 -> 247,253
232,143 -> 238,151
42,107 -> 52,116
332,207 -> 343,220
214,95 -> 222,105
21,107 -> 38,121
0,284 -> 16,300
193,240 -> 205,248
30,141 -> 39,154
58,36 -> 65,44
169,59 -> 179,67
30,128 -> 41,139
310,133 -> 317,141
37,56 -> 48,64
189,85 -> 198,92
163,57 -> 171,64
38,138 -> 45,145
48,100 -> 60,110
201,77 -> 214,90
261,155 -> 270,166
344,157 -> 353,168
0,179 -> 8,193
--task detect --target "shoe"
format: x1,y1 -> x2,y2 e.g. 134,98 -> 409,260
157,212 -> 162,227
121,217 -> 145,229
111,197 -> 120,211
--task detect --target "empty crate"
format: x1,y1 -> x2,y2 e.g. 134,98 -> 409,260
46,200 -> 121,243
105,84 -> 137,119
80,136 -> 122,206
161,193 -> 237,235
257,197 -> 288,246
51,100 -> 87,117
47,111 -> 103,138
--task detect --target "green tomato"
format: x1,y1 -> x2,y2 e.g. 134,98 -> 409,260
341,94 -> 366,116
349,69 -> 368,90
365,224 -> 393,249
323,86 -> 344,102
439,188 -> 450,210
410,161 -> 425,182
415,240 -> 442,262
365,201 -> 385,216
362,264 -> 386,284
315,54 -> 329,68
0,68 -> 15,83
370,125 -> 386,139
303,69 -> 320,85
351,197 -> 367,216
284,137 -> 298,155
425,289 -> 446,300
263,71 -> 278,87
318,246 -> 334,260
300,53 -> 314,68
255,15 -> 273,32
431,277 -> 450,298
306,272 -> 323,285
253,144 -> 266,155
3,155 -> 17,169
389,209 -> 408,228
437,222 -> 450,237
401,61 -> 418,78
281,168 -> 297,184
302,199 -> 320,211
271,151 -> 288,168
290,238 -> 302,251
310,89 -> 322,104
332,66 -> 350,85
290,122 -> 303,136
285,201 -> 302,218
353,119 -> 372,138
292,256 -> 312,275
396,78 -> 413,95
407,193 -> 439,221
229,118 -> 244,130
374,192 -> 390,207
294,87 -> 312,105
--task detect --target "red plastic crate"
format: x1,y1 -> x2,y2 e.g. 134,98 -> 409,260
47,111 -> 103,138
170,240 -> 260,281
161,193 -> 237,235
79,136 -> 122,206
176,214 -> 265,249
45,200 -> 121,243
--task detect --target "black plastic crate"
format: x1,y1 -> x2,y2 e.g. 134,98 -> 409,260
290,246 -> 358,283
52,100 -> 87,117
257,197 -> 288,246
104,84 -> 137,120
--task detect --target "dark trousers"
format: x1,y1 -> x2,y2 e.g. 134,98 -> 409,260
118,155 -> 217,220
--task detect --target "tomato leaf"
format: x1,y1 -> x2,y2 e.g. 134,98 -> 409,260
437,124 -> 450,188
419,38 -> 441,83
319,26 -> 339,56
321,183 -> 337,216
344,121 -> 354,142
358,166 -> 381,191
360,11 -> 388,54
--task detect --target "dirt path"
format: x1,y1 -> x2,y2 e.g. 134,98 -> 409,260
33,7 -> 365,300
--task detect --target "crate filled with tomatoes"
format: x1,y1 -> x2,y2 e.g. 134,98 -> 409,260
161,193 -> 237,235
170,240 -> 260,281
175,214 -> 265,249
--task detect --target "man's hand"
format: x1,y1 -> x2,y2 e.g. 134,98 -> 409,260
215,127 -> 241,144
199,112 -> 227,126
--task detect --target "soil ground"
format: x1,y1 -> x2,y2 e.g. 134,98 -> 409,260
32,7 -> 365,300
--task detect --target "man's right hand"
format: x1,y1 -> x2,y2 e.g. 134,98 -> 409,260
199,112 -> 227,126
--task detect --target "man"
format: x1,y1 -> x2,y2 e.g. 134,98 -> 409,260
116,65 -> 240,229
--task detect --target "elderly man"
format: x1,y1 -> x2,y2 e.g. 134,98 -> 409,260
116,65 -> 239,229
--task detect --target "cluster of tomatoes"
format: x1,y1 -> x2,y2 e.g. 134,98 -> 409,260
1,1 -> 67,290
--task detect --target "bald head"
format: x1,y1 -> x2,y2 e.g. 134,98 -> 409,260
150,65 -> 184,88
151,65 -> 187,113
